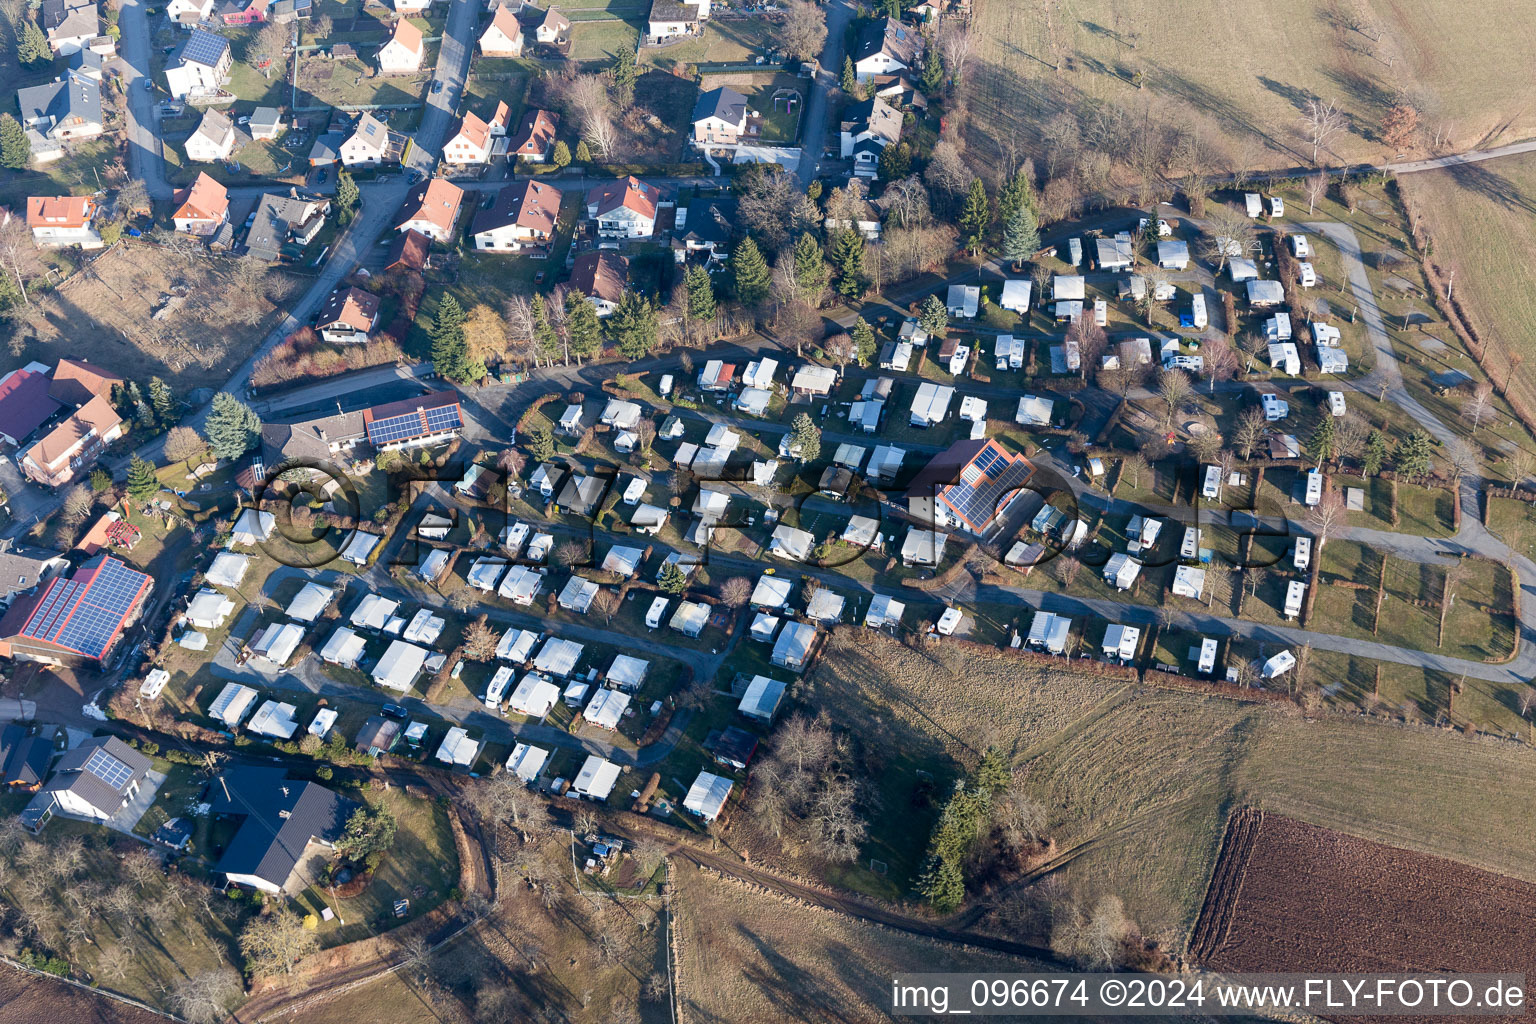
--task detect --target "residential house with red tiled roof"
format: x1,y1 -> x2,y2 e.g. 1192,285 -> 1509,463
585,176 -> 664,238
385,228 -> 430,273
0,369 -> 61,448
0,555 -> 152,665
394,178 -> 464,242
315,286 -> 380,343
172,172 -> 230,235
25,195 -> 100,247
21,395 -> 124,488
509,108 -> 559,162
479,6 -> 522,55
443,103 -> 510,165
48,358 -> 123,408
472,178 -> 560,252
377,18 -> 424,73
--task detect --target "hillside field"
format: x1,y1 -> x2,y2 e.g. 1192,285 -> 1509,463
1398,153 -> 1536,433
964,0 -> 1536,173
804,633 -> 1536,952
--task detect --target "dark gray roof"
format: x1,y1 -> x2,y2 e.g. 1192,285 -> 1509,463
210,766 -> 356,889
676,195 -> 736,248
0,725 -> 52,787
691,86 -> 747,126
17,72 -> 103,139
649,0 -> 700,22
0,541 -> 65,602
308,130 -> 343,164
250,105 -> 282,129
245,190 -> 324,261
260,411 -> 365,464
40,735 -> 151,815
42,0 -> 97,38
557,474 -> 606,514
852,16 -> 920,66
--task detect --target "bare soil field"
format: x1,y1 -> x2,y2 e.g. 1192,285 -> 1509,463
670,859 -> 1048,1023
1191,810 -> 1536,1020
799,633 -> 1536,952
964,0 -> 1536,175
14,244 -> 305,391
0,968 -> 166,1024
1398,153 -> 1536,429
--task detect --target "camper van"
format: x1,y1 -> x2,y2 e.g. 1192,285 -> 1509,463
1284,580 -> 1306,620
1190,293 -> 1207,329
1244,193 -> 1263,218
1201,464 -> 1222,500
1304,469 -> 1323,506
1067,237 -> 1083,266
1293,536 -> 1312,571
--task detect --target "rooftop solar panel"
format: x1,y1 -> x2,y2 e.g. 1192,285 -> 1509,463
364,402 -> 462,445
20,557 -> 150,659
181,29 -> 229,67
82,747 -> 133,790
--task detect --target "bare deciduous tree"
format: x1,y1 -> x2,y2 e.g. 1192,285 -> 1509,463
170,968 -> 241,1024
1200,202 -> 1253,273
1444,437 -> 1479,480
777,0 -> 826,61
718,575 -> 752,609
1051,895 -> 1133,970
880,175 -> 931,229
1304,170 -> 1329,214
238,911 -> 319,977
1461,381 -> 1494,434
1299,97 -> 1348,164
937,21 -> 971,83
1156,367 -> 1192,429
1304,489 -> 1346,549
1508,448 -> 1536,489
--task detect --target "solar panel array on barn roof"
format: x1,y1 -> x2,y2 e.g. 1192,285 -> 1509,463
17,556 -> 151,660
362,393 -> 463,446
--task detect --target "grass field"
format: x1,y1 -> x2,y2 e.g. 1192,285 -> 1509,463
800,632 -> 1536,953
963,0 -> 1536,175
637,18 -> 778,70
671,860 -> 1047,1022
1399,153 -> 1536,449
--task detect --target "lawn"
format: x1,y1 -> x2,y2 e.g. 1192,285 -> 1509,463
295,52 -> 437,108
699,71 -> 805,143
567,17 -> 640,62
1487,495 -> 1536,560
0,137 -> 117,213
637,17 -> 778,70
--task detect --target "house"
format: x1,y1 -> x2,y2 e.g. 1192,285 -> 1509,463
1261,392 -> 1290,422
790,365 -> 837,397
1024,611 -> 1072,654
999,279 -> 1032,314
738,674 -> 785,722
355,716 -> 401,757
248,106 -> 283,140
228,508 -> 275,548
373,640 -> 429,691
839,96 -> 901,175
466,556 -> 507,592
571,755 -> 621,800
1015,394 -> 1053,427
259,410 -> 366,467
691,86 -> 748,146
0,539 -> 67,608
1246,279 -> 1285,307
172,172 -> 229,235
1268,341 -> 1300,375
17,71 -> 104,144
246,700 -> 300,739
750,574 -> 792,612
1318,347 -> 1349,374
0,724 -> 53,789
1100,623 -> 1141,662
604,654 -> 648,693
851,16 -> 921,81
42,0 -> 99,54
339,111 -> 402,167
899,528 -> 946,566
436,727 -> 480,767
672,194 -> 735,263
556,474 -> 605,517
206,766 -> 354,894
285,582 -> 334,624
1171,564 -> 1206,599
946,284 -> 979,319
864,592 -> 906,630
443,103 -> 510,165
0,370 -> 60,449
378,18 -> 425,72
362,391 -> 463,449
558,574 -> 600,614
509,674 -> 560,718
601,544 -> 644,578
1103,552 -> 1142,591
316,627 -> 362,669
568,250 -> 628,316
250,621 -> 303,667
534,635 -> 584,675
646,0 -> 708,42
20,736 -> 150,831
1095,233 -> 1133,271
683,771 -> 732,822
479,6 -> 523,54
339,531 -> 382,565
771,621 -> 816,671
535,6 -> 569,42
498,564 -> 543,604
394,178 -> 464,242
19,391 -> 123,487
186,588 -> 236,629
25,195 -> 100,247
583,688 -> 631,729
205,682 -> 259,729
315,286 -> 380,343
508,108 -> 559,162
670,600 -> 709,638
768,525 -> 815,563
586,176 -> 663,238
185,106 -> 242,162
244,189 -> 330,262
218,0 -> 271,26
904,438 -> 1034,535
909,382 -> 954,427
1158,240 -> 1190,270
164,29 -> 232,99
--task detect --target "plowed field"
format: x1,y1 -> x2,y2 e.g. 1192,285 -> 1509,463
1191,810 -> 1536,1021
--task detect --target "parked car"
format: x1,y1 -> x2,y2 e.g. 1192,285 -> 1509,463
381,703 -> 409,720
